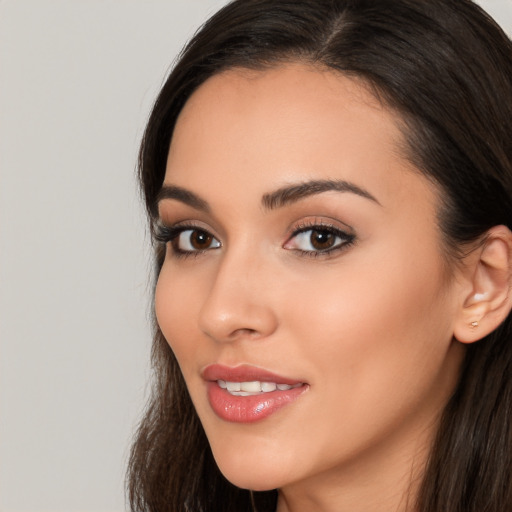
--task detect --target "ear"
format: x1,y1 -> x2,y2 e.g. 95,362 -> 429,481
453,225 -> 512,344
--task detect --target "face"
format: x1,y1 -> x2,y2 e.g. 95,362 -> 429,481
155,64 -> 465,498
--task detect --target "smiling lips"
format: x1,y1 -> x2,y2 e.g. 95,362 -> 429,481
218,379 -> 302,395
202,364 -> 308,423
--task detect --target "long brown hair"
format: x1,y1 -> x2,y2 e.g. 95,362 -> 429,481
127,1 -> 512,510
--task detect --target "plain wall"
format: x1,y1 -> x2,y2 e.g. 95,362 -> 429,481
0,1 -> 510,511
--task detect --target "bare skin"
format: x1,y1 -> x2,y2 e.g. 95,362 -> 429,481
154,63 -> 494,511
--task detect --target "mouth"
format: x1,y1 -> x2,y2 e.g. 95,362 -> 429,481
202,364 -> 308,423
217,379 -> 303,396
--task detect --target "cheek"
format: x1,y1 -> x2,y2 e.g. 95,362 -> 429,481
282,241 -> 455,417
155,268 -> 178,338
154,265 -> 201,364
269,262 -> 455,478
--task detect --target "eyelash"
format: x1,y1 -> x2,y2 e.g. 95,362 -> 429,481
154,223 -> 220,259
154,221 -> 356,259
285,221 -> 356,258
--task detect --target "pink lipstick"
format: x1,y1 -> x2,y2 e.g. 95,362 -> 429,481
202,364 -> 308,423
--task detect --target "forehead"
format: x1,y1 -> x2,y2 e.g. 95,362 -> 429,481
171,63 -> 403,165
165,63 -> 434,214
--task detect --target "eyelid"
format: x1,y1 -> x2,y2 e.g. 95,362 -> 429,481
155,219 -> 219,238
285,216 -> 354,239
154,220 -> 222,255
283,218 -> 356,257
176,229 -> 221,252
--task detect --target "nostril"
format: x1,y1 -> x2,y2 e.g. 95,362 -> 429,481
230,328 -> 260,339
200,307 -> 278,343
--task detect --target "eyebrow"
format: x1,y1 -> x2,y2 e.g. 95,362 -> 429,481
156,178 -> 380,214
156,185 -> 210,213
262,179 -> 381,210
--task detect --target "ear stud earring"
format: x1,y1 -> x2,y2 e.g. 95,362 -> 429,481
470,321 -> 479,328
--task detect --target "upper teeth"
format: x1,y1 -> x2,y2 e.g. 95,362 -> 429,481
217,380 -> 301,396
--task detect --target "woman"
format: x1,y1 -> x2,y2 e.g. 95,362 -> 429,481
127,1 -> 512,511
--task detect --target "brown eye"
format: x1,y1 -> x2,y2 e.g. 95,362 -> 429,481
284,225 -> 355,255
190,230 -> 213,249
309,230 -> 335,250
173,228 -> 221,253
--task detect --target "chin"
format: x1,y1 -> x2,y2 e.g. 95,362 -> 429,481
218,466 -> 284,492
210,444 -> 292,491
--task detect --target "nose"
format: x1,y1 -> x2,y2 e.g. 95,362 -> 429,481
198,249 -> 278,343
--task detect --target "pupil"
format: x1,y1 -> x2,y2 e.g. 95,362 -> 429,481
311,230 -> 334,250
191,230 -> 211,249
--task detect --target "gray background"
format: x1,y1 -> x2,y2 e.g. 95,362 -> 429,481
1,1 -> 510,511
